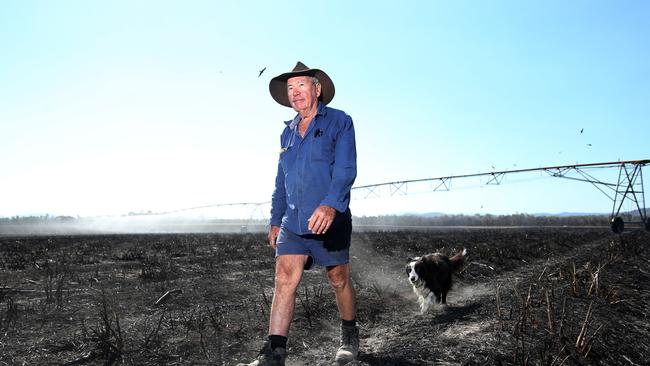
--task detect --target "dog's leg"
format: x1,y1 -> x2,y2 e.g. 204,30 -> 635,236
415,289 -> 426,313
420,293 -> 435,314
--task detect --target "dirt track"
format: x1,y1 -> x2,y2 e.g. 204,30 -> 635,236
0,227 -> 648,365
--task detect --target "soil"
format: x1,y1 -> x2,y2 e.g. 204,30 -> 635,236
0,227 -> 648,365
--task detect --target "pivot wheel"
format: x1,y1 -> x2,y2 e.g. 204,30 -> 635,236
611,216 -> 625,234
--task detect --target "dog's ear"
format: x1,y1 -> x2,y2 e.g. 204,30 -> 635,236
407,257 -> 414,262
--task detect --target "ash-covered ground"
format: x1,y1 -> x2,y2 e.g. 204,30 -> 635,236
0,227 -> 648,365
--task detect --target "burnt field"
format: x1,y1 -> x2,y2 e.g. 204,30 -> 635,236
0,227 -> 649,365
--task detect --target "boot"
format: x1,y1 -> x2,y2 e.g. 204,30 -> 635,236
335,324 -> 359,365
236,339 -> 287,366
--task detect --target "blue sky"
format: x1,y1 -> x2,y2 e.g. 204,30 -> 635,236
1,0 -> 648,218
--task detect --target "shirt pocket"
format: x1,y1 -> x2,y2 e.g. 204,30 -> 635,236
310,134 -> 335,162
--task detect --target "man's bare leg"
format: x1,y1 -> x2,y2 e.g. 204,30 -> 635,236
327,263 -> 355,319
269,254 -> 308,336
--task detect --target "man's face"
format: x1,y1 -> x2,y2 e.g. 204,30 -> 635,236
287,76 -> 321,112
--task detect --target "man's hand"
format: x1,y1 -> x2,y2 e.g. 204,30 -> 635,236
268,225 -> 280,250
308,205 -> 336,235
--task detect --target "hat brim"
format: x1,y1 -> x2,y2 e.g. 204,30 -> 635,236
269,68 -> 335,108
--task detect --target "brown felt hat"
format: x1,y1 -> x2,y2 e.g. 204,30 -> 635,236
269,61 -> 335,107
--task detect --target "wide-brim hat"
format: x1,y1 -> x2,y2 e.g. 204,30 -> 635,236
269,61 -> 335,107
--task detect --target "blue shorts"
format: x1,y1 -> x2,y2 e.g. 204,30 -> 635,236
276,209 -> 352,269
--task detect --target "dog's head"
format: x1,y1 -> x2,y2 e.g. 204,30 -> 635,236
406,257 -> 425,285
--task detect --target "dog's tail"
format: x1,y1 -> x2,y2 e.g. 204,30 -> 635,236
450,248 -> 467,272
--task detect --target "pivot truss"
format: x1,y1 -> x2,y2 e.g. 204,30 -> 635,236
151,159 -> 648,234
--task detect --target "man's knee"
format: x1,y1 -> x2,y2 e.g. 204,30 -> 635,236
327,266 -> 351,291
275,256 -> 304,291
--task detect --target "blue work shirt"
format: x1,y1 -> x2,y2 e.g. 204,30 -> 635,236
270,102 -> 357,235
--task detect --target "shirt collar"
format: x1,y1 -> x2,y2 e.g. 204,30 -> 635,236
284,102 -> 327,128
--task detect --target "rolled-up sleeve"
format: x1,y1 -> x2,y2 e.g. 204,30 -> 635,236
321,115 -> 357,212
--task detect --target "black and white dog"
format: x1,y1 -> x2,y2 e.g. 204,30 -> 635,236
406,249 -> 467,313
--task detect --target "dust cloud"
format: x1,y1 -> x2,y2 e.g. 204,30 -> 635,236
0,215 -> 267,236
350,234 -> 412,298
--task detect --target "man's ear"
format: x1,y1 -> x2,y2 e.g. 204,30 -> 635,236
316,82 -> 322,98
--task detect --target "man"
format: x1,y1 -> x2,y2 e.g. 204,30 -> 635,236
238,62 -> 358,365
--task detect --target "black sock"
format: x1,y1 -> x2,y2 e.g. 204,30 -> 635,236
341,318 -> 356,327
268,334 -> 288,350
